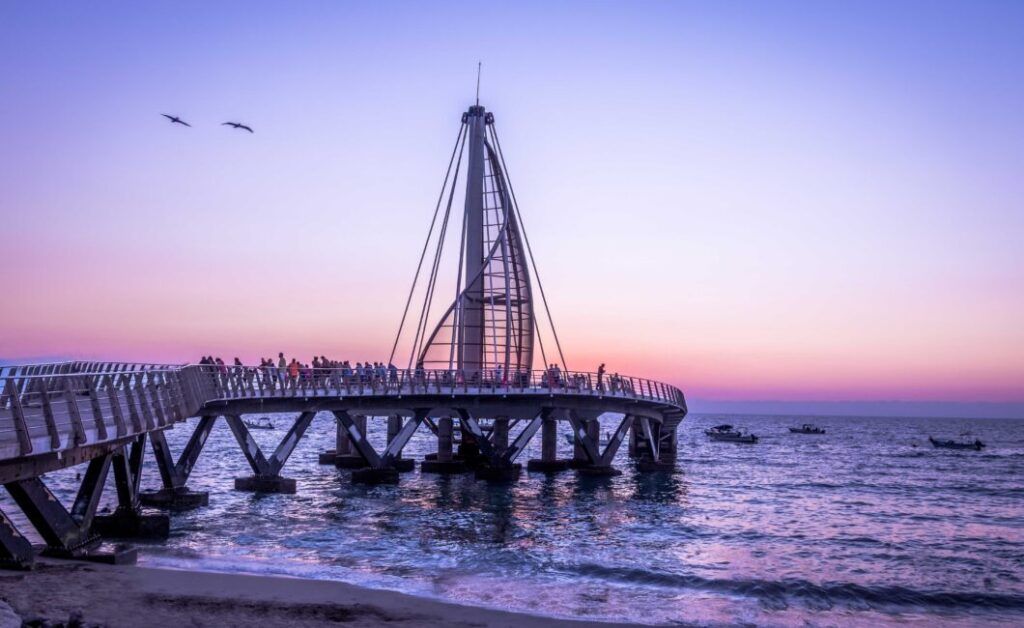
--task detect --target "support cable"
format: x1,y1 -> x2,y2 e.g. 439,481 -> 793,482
389,122 -> 467,365
490,124 -> 567,371
409,128 -> 469,369
487,125 -> 549,373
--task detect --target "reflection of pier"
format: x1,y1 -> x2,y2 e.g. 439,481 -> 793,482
0,101 -> 686,570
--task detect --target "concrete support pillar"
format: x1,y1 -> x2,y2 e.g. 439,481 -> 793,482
437,417 -> 454,462
337,416 -> 351,455
319,415 -> 351,465
587,420 -> 600,447
526,414 -> 571,473
421,416 -> 468,474
541,416 -> 558,462
334,415 -> 369,469
493,417 -> 510,454
387,415 -> 402,458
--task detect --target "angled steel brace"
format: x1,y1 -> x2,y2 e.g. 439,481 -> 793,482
566,410 -> 602,464
333,411 -> 382,468
225,415 -> 272,475
457,409 -> 496,459
224,412 -> 315,476
599,415 -> 633,466
4,456 -> 110,552
70,454 -> 113,530
501,410 -> 548,464
149,415 -> 217,489
638,417 -> 660,460
0,507 -> 34,568
266,411 -> 315,475
382,410 -> 428,464
112,434 -> 147,511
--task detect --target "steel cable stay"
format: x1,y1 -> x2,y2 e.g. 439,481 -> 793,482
387,120 -> 468,364
408,124 -> 469,371
489,122 -> 567,372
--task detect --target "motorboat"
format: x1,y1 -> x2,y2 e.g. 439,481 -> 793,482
705,424 -> 758,444
243,417 -> 275,430
789,423 -> 825,435
929,436 -> 984,451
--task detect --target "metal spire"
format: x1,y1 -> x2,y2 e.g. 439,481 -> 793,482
475,62 -> 481,106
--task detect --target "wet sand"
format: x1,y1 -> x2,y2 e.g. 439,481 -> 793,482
0,559 -> 636,627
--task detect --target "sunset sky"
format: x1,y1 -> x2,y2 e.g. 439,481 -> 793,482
2,2 -> 1022,409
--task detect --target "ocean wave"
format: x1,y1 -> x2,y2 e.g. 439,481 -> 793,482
566,563 -> 1024,612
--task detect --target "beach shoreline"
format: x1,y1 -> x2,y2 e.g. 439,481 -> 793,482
0,558 -> 636,627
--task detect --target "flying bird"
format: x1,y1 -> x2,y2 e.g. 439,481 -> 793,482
222,122 -> 254,133
161,114 -> 191,127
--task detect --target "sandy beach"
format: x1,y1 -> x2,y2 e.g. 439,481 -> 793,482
0,559 -> 636,627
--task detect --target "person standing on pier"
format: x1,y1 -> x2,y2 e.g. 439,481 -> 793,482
597,363 -> 606,392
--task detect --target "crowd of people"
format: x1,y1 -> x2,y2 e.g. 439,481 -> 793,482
195,355 -> 636,394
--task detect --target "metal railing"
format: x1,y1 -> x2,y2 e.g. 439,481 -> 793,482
196,365 -> 686,408
0,365 -> 196,460
1,361 -> 685,461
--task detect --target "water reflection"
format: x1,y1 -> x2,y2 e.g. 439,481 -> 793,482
1,413 -> 1022,625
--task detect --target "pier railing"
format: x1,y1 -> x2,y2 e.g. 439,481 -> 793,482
196,365 -> 686,408
1,361 -> 684,461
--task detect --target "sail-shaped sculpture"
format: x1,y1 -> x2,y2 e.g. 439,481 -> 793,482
416,106 -> 534,380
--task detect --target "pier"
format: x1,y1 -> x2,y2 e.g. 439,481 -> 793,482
0,102 -> 687,570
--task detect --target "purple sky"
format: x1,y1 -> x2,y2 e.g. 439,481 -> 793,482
1,2 -> 1022,414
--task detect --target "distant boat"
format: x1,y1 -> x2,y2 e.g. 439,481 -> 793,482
705,424 -> 758,444
929,436 -> 984,451
563,433 -> 613,447
789,423 -> 825,435
244,417 -> 275,430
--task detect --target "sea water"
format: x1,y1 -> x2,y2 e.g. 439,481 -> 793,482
12,413 -> 1024,625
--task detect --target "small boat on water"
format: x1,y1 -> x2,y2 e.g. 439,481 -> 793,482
929,436 -> 984,451
789,423 -> 825,435
563,433 -> 613,447
243,417 -> 275,430
705,424 -> 758,444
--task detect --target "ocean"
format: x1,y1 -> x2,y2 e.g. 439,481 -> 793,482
9,413 -> 1024,625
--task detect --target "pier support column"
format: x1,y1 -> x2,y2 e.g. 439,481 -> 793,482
334,414 -> 369,469
229,412 -> 314,494
527,413 -> 570,472
386,414 -> 415,472
319,415 -> 351,465
493,417 -> 510,453
140,417 -> 214,510
636,418 -> 675,473
0,507 -> 35,569
474,416 -> 528,483
576,419 -> 622,477
422,417 -> 468,474
94,434 -> 170,539
571,420 -> 598,468
4,458 -> 137,566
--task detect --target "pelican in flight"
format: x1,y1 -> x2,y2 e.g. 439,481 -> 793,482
161,114 -> 191,127
222,121 -> 254,133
